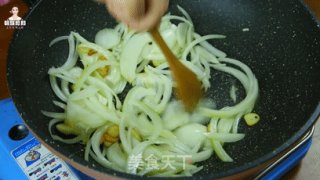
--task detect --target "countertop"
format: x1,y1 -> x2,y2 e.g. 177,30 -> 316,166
0,0 -> 319,179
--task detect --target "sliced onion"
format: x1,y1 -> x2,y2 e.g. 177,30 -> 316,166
49,35 -> 68,47
48,119 -> 82,144
43,6 -> 260,176
95,28 -> 120,49
182,34 -> 226,61
191,149 -> 213,163
206,132 -> 245,142
211,140 -> 233,162
52,100 -> 66,109
106,143 -> 127,169
41,111 -> 65,119
120,33 -> 151,82
90,125 -> 113,167
49,75 -> 67,102
174,123 -> 207,148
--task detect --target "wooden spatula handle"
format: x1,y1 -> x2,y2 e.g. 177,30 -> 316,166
149,28 -> 178,67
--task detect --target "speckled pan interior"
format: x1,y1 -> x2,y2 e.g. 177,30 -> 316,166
7,0 -> 320,179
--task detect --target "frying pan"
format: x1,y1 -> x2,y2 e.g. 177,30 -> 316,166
7,0 -> 320,179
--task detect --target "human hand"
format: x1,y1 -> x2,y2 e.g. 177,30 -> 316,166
101,0 -> 169,31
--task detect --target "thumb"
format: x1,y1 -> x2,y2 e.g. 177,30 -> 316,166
126,0 -> 146,20
104,0 -> 145,26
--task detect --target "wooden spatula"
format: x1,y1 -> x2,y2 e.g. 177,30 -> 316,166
124,0 -> 203,110
150,28 -> 203,111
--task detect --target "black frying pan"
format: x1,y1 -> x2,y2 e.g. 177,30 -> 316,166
7,0 -> 320,179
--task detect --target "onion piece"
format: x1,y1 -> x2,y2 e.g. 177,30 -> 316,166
120,33 -> 151,82
90,125 -> 113,167
48,119 -> 82,144
174,123 -> 207,148
49,35 -> 68,47
211,140 -> 233,162
52,100 -> 66,109
41,111 -> 65,119
49,75 -> 67,102
106,143 -> 127,169
95,28 -> 120,49
182,34 -> 226,61
230,84 -> 238,103
191,149 -> 213,163
205,132 -> 245,142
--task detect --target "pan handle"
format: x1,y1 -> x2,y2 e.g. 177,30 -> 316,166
254,126 -> 315,179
